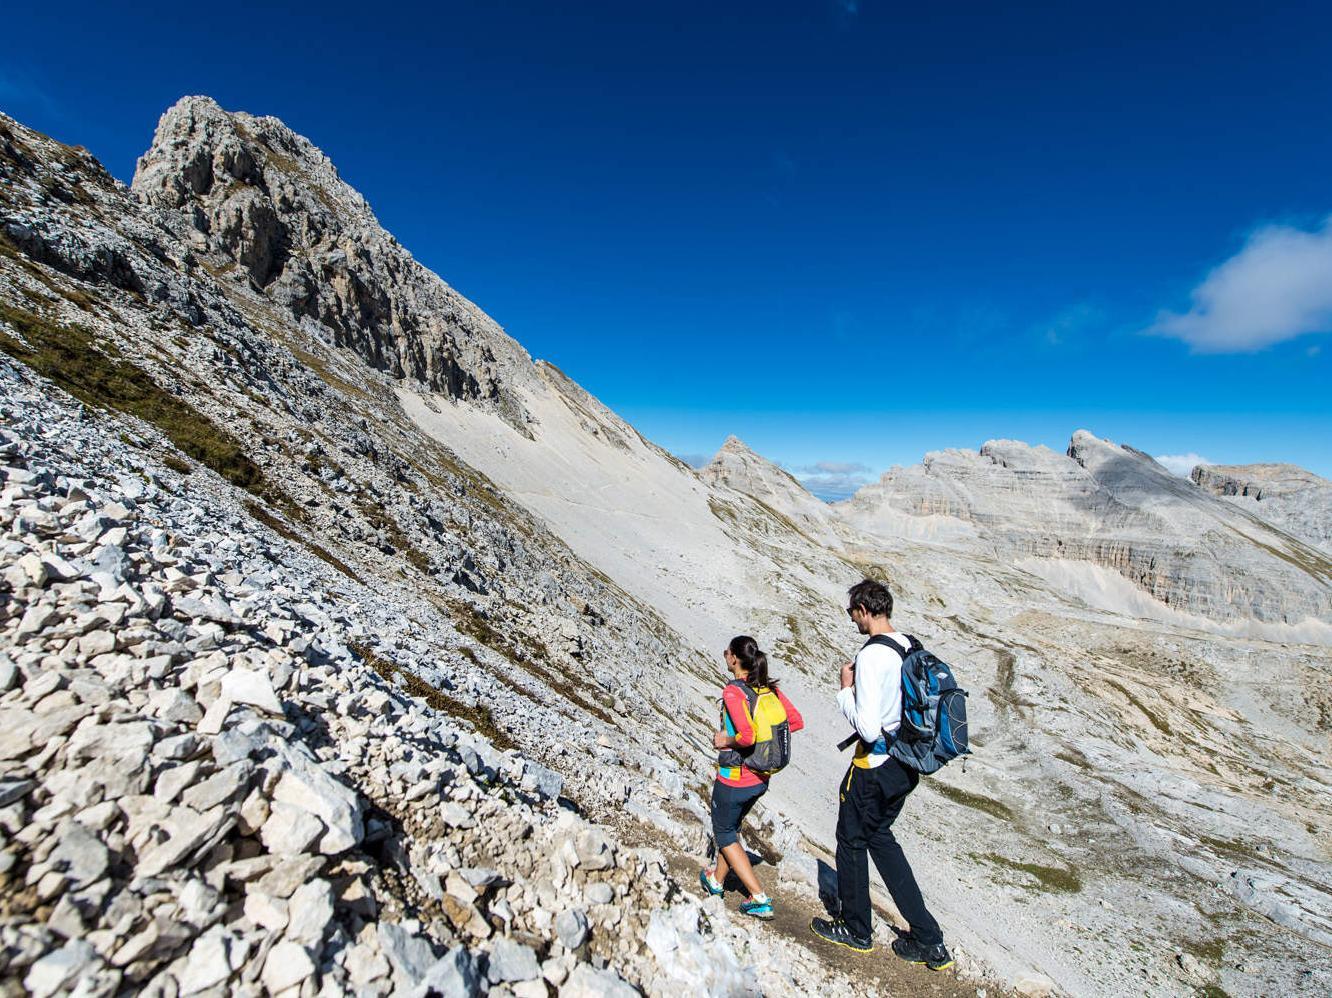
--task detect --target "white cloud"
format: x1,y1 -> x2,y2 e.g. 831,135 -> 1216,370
1150,217 -> 1332,352
674,452 -> 709,469
795,460 -> 871,476
790,460 -> 874,501
1155,452 -> 1212,477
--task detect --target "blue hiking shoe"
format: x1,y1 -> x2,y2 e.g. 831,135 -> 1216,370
699,868 -> 724,897
739,896 -> 774,920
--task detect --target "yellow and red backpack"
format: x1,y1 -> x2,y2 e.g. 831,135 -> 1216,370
718,680 -> 792,775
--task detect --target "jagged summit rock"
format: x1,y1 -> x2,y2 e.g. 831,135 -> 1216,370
132,95 -> 533,428
1194,461 -> 1329,497
1194,462 -> 1332,554
697,436 -> 842,547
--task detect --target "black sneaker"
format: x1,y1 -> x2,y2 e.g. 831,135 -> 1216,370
809,916 -> 873,953
891,934 -> 954,971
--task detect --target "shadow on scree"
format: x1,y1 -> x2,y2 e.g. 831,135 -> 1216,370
817,859 -> 841,916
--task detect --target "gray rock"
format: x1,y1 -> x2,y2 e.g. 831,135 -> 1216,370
1177,951 -> 1217,984
488,937 -> 539,983
440,801 -> 475,829
173,595 -> 242,626
180,761 -> 252,812
252,855 -> 326,899
519,760 -> 564,800
560,963 -> 639,998
1193,462 -> 1332,554
48,820 -> 110,887
573,827 -> 615,871
0,704 -> 92,760
266,742 -> 363,854
150,688 -> 203,724
16,604 -> 56,637
178,926 -> 233,994
378,921 -> 440,987
585,882 -> 613,906
0,778 -> 35,807
411,946 -> 480,997
24,938 -> 98,998
460,866 -> 504,889
555,908 -> 589,950
220,667 -> 283,715
136,804 -> 235,877
153,733 -> 203,762
284,878 -> 333,947
262,939 -> 315,993
260,800 -> 324,855
242,891 -> 289,933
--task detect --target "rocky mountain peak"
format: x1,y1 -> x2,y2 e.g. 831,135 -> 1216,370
697,436 -> 841,545
702,434 -> 797,485
1193,462 -> 1328,497
1194,462 -> 1332,554
131,96 -> 534,426
707,434 -> 776,468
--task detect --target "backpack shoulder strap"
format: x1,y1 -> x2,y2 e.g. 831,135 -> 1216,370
864,634 -> 912,658
726,679 -> 758,712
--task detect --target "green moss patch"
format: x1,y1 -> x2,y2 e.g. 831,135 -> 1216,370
1105,678 -> 1173,736
243,501 -> 358,582
0,305 -> 264,491
972,852 -> 1082,893
931,782 -> 1015,821
351,640 -> 515,750
444,600 -> 616,726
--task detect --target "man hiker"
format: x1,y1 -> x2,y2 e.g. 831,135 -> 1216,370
810,578 -> 953,971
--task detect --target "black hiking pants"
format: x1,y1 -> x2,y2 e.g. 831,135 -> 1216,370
835,757 -> 943,945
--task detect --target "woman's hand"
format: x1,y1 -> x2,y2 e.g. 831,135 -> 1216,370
713,731 -> 733,749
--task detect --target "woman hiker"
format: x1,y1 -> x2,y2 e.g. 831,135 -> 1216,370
699,635 -> 804,919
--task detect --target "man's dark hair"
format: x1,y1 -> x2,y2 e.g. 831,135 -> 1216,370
848,578 -> 893,619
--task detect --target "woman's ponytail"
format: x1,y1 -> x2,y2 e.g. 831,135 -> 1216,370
728,634 -> 777,689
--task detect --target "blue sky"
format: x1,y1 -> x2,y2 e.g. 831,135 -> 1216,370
5,1 -> 1331,496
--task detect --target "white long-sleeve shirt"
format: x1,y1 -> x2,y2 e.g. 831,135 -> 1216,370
836,631 -> 908,770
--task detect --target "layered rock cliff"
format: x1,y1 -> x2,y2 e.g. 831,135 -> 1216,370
696,436 -> 843,550
838,430 -> 1332,624
1193,462 -> 1332,555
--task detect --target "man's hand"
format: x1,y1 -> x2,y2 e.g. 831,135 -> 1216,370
840,661 -> 855,690
713,731 -> 734,749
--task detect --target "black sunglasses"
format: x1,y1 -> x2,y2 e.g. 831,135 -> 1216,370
846,606 -> 858,618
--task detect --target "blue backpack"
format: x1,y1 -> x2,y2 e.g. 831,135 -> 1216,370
868,634 -> 971,775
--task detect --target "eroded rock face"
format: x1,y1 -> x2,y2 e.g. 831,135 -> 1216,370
1193,463 -> 1332,555
839,430 -> 1332,623
132,96 -> 533,427
697,436 -> 842,549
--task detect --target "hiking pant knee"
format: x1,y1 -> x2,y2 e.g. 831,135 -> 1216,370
834,759 -> 943,946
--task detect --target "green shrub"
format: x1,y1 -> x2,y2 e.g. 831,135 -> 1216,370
0,305 -> 264,491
